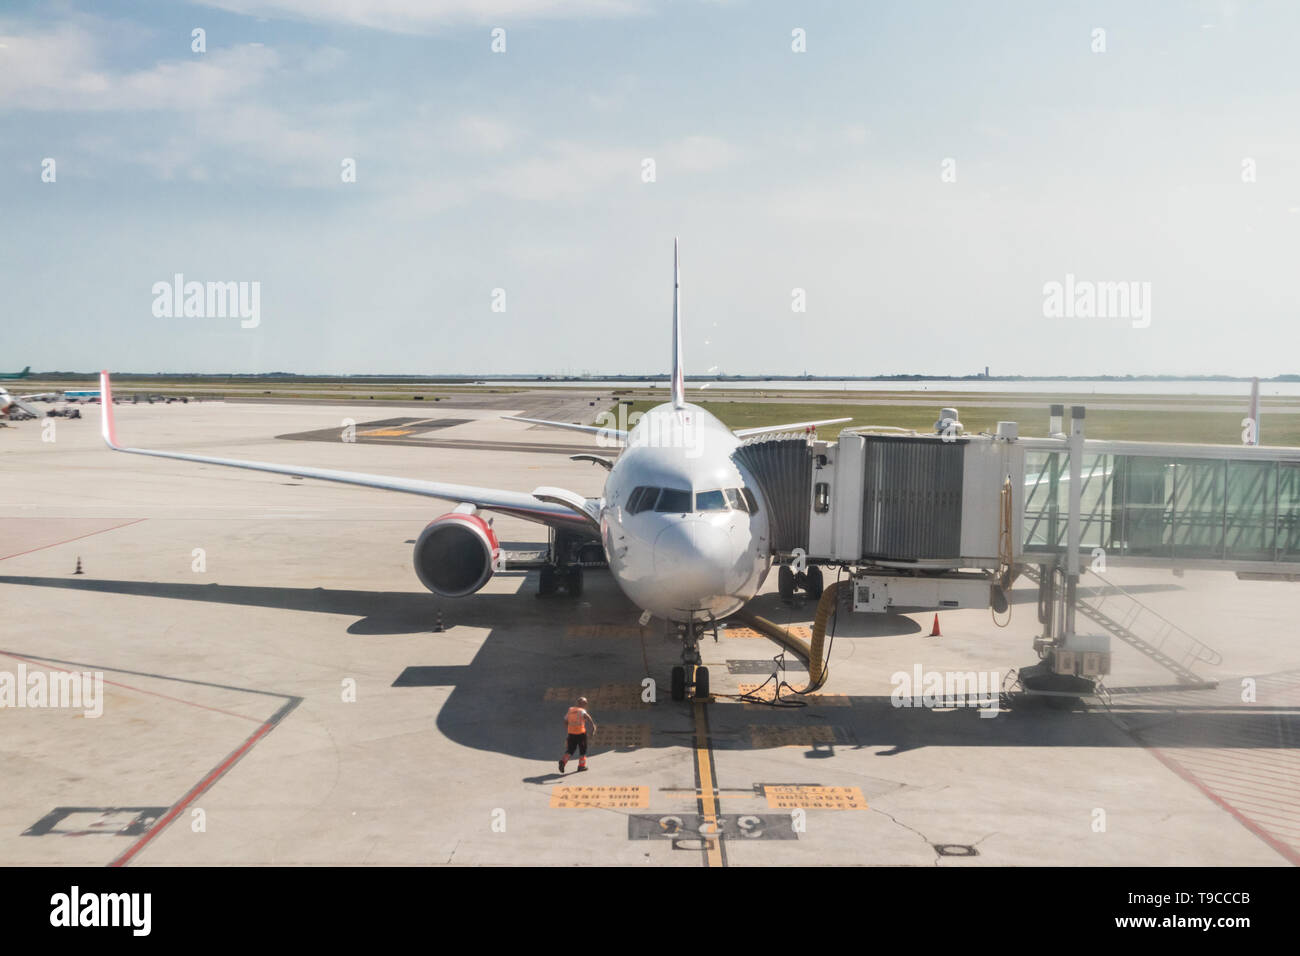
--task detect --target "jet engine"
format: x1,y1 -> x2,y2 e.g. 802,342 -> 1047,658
413,510 -> 499,597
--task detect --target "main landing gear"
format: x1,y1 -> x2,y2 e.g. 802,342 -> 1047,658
537,529 -> 601,598
778,563 -> 823,602
669,617 -> 716,702
537,564 -> 583,598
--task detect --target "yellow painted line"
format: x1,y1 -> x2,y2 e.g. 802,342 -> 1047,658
564,625 -> 643,640
693,701 -> 725,868
358,428 -> 413,437
665,792 -> 761,801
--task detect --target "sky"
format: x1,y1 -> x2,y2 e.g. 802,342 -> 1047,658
1,0 -> 1298,377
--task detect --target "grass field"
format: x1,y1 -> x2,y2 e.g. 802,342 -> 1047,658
18,373 -> 1297,446
607,399 -> 1300,446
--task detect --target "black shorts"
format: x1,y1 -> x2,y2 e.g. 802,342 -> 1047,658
565,733 -> 588,756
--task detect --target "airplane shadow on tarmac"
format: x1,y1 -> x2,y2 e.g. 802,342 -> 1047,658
3,573 -> 1294,760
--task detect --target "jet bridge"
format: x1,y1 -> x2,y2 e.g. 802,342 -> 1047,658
735,404 -> 1300,698
735,422 -> 1025,612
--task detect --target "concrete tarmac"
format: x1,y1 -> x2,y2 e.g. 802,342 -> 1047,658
1,401 -> 1296,865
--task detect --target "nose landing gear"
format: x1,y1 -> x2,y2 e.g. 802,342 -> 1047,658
669,617 -> 716,701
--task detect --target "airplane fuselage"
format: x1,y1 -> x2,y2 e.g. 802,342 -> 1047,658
599,401 -> 771,622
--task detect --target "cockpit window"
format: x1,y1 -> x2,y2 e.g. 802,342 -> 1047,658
696,489 -> 728,511
655,488 -> 692,513
627,486 -> 655,514
627,485 -> 756,515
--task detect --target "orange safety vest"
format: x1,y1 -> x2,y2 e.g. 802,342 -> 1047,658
566,707 -> 588,734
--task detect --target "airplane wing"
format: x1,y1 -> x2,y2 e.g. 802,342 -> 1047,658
733,418 -> 852,438
502,415 -> 628,442
98,372 -> 600,535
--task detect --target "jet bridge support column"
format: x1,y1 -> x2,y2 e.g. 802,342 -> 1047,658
1019,405 -> 1103,706
1065,405 -> 1084,635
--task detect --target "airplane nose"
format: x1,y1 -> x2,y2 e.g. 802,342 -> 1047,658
653,519 -> 732,606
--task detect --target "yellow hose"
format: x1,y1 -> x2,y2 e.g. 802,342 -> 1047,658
736,580 -> 841,693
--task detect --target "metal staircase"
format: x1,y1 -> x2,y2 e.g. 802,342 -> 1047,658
1023,565 -> 1222,686
1075,570 -> 1221,685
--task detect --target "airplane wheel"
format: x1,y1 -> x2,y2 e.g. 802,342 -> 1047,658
778,564 -> 796,602
694,666 -> 710,699
566,567 -> 584,598
670,666 -> 686,701
538,566 -> 558,597
805,566 -> 824,600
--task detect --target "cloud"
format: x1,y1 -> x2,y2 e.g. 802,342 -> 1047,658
0,24 -> 278,111
456,116 -> 516,152
659,135 -> 739,172
196,0 -> 648,33
482,135 -> 738,201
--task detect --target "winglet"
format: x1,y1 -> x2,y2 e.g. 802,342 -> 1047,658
671,238 -> 685,410
99,370 -> 119,448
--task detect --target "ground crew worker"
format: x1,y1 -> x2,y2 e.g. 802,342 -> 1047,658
559,697 -> 597,772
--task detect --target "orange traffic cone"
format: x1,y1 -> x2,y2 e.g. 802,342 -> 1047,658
929,613 -> 941,637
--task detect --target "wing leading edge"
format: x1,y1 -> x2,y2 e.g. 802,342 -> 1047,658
733,417 -> 852,438
98,372 -> 599,534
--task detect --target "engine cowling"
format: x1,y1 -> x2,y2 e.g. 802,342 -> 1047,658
413,511 -> 499,597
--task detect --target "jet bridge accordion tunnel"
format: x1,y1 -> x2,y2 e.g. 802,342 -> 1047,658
733,430 -> 1024,605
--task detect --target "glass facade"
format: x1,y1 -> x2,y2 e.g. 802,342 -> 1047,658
1023,451 -> 1300,563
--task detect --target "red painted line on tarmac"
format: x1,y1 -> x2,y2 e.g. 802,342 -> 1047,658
110,697 -> 298,868
0,652 -> 260,723
1147,745 -> 1300,865
1171,757 -> 1300,789
1197,791 -> 1300,815
1173,757 -> 1300,788
1,650 -> 300,867
0,518 -> 146,562
1181,767 -> 1300,797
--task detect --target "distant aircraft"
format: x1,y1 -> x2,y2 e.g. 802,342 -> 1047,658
98,240 -> 850,699
0,386 -> 51,420
0,366 -> 31,380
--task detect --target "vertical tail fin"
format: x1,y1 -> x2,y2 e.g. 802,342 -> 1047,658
99,370 -> 120,448
671,237 -> 685,409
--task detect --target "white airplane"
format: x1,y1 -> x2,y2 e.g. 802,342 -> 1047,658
98,240 -> 849,699
0,386 -> 57,420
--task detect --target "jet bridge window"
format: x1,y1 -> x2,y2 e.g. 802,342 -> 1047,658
655,488 -> 693,513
